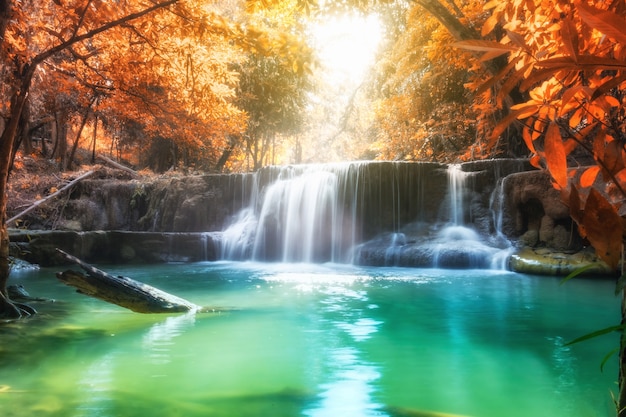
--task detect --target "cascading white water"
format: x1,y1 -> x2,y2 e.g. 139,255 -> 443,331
447,164 -> 466,226
430,164 -> 512,269
220,164 -> 364,263
252,169 -> 352,263
217,161 -> 514,269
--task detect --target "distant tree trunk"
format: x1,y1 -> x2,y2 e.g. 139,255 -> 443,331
216,136 -> 239,172
68,98 -> 96,169
8,94 -> 30,174
91,115 -> 98,163
17,95 -> 32,154
53,108 -> 69,170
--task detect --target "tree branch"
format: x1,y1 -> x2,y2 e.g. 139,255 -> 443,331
31,0 -> 179,69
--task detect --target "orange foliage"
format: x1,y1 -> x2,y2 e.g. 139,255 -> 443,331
1,0 -> 313,172
457,0 -> 626,269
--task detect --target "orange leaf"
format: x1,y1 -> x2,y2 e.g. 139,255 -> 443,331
614,169 -> 626,194
579,166 -> 600,188
530,154 -> 542,169
544,122 -> 568,189
591,74 -> 626,101
453,40 -> 518,54
505,30 -> 529,52
593,129 -> 606,165
603,139 -> 625,178
576,0 -> 626,45
560,16 -> 579,61
510,102 -> 540,119
481,13 -> 500,36
568,107 -> 584,128
569,185 -> 583,224
580,188 -> 622,270
489,109 -> 524,145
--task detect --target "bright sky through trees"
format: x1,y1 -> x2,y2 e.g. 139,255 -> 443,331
308,14 -> 382,87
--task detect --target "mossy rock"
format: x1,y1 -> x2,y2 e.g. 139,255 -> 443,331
509,247 -> 616,276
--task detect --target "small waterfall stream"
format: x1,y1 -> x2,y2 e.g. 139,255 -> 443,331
216,161 -> 516,268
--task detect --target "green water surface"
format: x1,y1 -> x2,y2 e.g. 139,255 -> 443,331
0,262 -> 619,417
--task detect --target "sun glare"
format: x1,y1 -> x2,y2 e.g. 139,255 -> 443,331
309,14 -> 382,86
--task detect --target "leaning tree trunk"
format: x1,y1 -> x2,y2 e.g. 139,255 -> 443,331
615,272 -> 626,417
0,85 -> 32,317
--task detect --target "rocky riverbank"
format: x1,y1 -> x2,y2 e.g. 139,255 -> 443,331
6,157 -> 617,276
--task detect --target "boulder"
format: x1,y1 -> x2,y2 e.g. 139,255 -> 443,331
509,247 -> 615,276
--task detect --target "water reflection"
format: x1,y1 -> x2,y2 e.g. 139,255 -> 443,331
304,280 -> 387,417
305,347 -> 385,417
74,312 -> 196,415
142,312 -> 196,367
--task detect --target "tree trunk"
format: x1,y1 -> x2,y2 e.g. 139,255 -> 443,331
68,97 -> 96,169
0,83 -> 33,318
414,0 -> 479,42
91,115 -> 98,163
0,0 -> 181,318
53,108 -> 68,170
55,249 -> 200,313
615,268 -> 626,417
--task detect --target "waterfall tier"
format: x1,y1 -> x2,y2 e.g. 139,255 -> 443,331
217,160 -> 528,268
11,159 -> 541,269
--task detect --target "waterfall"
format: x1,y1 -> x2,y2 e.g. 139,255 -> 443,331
430,164 -> 512,269
218,162 -> 441,264
217,161 -> 517,269
220,164 -> 362,263
447,164 -> 467,226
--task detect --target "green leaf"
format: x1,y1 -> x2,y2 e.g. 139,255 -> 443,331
560,264 -> 597,285
565,324 -> 625,346
600,347 -> 619,372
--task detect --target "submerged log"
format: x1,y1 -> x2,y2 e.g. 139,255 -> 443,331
55,249 -> 200,313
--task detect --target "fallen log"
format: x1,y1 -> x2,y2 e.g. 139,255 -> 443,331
55,249 -> 200,313
96,154 -> 139,178
7,170 -> 95,226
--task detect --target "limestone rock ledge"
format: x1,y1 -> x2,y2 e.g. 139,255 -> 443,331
509,246 -> 616,276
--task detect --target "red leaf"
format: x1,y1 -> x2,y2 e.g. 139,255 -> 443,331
569,185 -> 583,224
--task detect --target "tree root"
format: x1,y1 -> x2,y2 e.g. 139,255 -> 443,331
0,292 -> 36,319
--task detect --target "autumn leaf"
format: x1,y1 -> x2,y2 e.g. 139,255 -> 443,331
544,122 -> 568,189
580,188 -> 622,270
452,40 -> 517,56
560,16 -> 579,62
568,185 -> 583,225
579,166 -> 600,188
602,139 -> 625,180
576,0 -> 626,45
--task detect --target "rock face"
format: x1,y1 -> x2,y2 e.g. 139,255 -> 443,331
10,230 -> 218,266
497,170 -> 584,251
8,159 -> 603,274
56,174 -> 252,233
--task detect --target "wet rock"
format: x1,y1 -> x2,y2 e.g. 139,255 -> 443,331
509,246 -> 615,276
